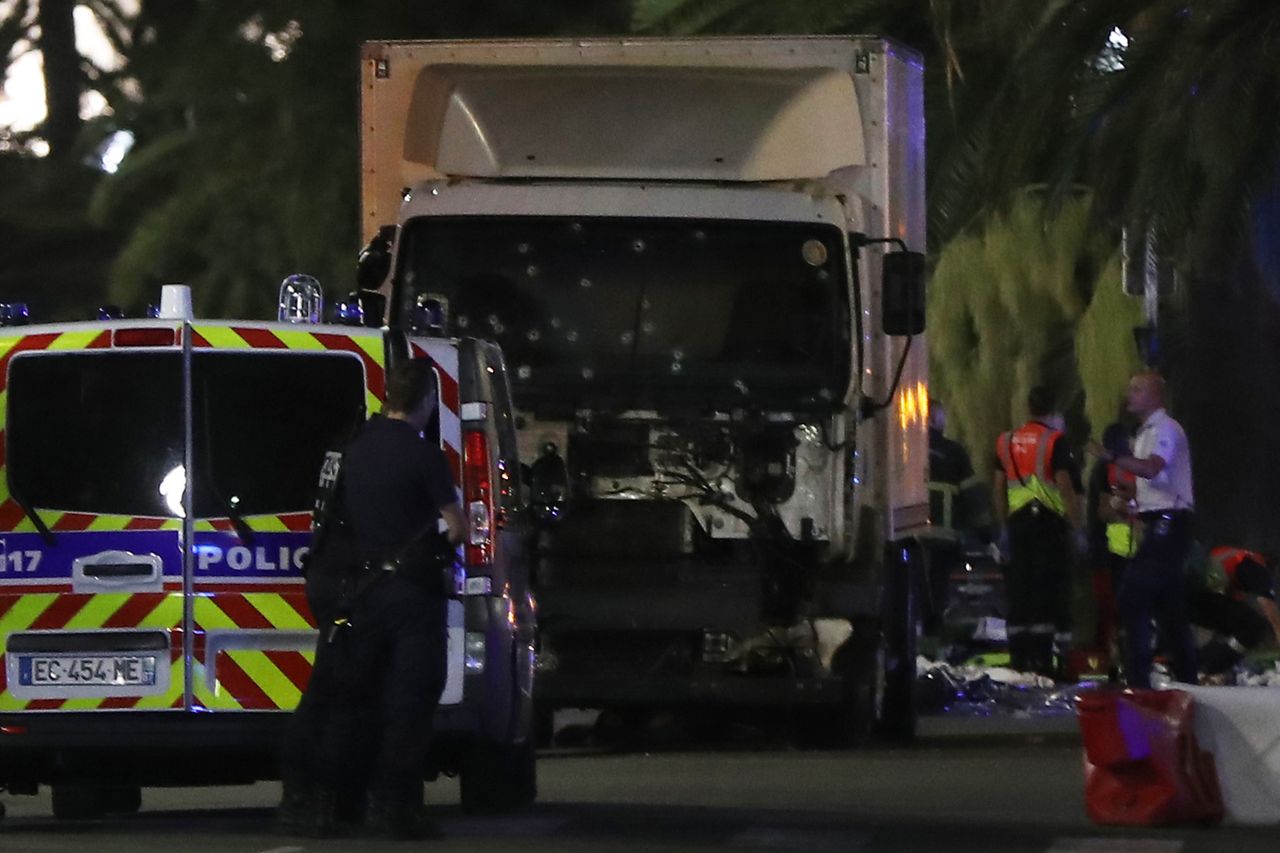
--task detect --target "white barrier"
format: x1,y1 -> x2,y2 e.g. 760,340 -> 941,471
1179,685 -> 1280,824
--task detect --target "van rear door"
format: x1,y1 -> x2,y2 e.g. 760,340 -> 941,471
186,323 -> 373,712
0,325 -> 187,713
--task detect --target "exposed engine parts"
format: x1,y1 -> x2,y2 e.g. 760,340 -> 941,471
524,413 -> 809,519
524,412 -> 835,625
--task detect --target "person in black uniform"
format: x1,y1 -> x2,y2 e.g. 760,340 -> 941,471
1080,423 -> 1132,669
921,399 -> 990,632
280,358 -> 464,839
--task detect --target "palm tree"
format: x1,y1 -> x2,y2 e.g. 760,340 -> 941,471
0,0 -> 136,158
90,1 -> 635,319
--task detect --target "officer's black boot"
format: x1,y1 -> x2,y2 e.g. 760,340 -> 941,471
274,782 -> 313,836
367,787 -> 443,841
278,785 -> 341,838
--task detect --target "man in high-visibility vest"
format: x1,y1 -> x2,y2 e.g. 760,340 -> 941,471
1191,547 -> 1280,676
993,386 -> 1084,677
921,399 -> 991,632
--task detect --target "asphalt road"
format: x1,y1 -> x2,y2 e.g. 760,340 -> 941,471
0,716 -> 1274,852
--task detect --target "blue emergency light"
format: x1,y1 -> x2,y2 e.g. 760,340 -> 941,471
332,294 -> 364,326
0,303 -> 30,326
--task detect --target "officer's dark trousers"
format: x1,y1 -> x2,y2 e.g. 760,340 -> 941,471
1118,511 -> 1196,688
1005,505 -> 1070,675
283,574 -> 447,807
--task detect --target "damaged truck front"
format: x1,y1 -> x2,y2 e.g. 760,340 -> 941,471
360,36 -> 930,743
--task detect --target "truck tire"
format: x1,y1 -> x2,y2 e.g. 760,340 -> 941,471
847,628 -> 888,747
797,626 -> 884,749
51,784 -> 106,821
878,542 -> 923,742
459,740 -> 537,814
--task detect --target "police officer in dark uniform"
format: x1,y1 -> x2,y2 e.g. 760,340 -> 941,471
921,399 -> 990,632
280,359 -> 463,839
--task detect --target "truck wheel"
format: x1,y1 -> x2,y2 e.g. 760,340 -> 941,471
51,784 -> 106,821
459,740 -> 537,814
878,542 -> 923,742
847,629 -> 888,747
793,628 -> 884,750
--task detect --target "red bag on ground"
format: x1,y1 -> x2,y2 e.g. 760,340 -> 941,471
1076,689 -> 1224,825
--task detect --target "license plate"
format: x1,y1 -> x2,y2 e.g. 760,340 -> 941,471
18,655 -> 158,688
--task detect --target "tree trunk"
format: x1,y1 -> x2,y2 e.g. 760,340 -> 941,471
37,0 -> 81,159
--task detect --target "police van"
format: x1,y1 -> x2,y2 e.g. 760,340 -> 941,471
0,283 -> 535,819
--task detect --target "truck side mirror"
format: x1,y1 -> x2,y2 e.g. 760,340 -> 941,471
881,251 -> 926,336
357,225 -> 397,291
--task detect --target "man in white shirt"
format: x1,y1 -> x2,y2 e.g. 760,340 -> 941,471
1091,370 -> 1196,688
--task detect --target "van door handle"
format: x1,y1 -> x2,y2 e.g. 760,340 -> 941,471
72,551 -> 164,593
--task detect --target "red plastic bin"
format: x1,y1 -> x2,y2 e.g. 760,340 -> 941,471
1076,689 -> 1223,826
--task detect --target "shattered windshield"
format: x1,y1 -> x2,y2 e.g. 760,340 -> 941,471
397,217 -> 849,412
6,351 -> 365,517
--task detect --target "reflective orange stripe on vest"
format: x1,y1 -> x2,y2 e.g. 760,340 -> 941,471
996,422 -> 1065,517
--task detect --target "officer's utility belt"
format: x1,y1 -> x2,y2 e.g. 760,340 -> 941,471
1137,509 -> 1193,523
326,522 -> 446,643
1137,509 -> 1192,540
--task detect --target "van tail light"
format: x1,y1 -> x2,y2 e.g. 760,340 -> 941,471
112,327 -> 177,347
462,428 -> 493,566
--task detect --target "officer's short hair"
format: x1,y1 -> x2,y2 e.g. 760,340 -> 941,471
1027,385 -> 1055,418
385,358 -> 438,414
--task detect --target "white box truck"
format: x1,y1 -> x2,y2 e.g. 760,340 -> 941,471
358,35 -> 930,744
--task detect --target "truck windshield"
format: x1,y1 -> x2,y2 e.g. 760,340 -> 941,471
6,351 -> 365,518
397,217 -> 850,412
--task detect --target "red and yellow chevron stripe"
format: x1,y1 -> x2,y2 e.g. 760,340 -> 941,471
0,589 -> 319,712
0,592 -> 185,711
191,593 -> 316,711
190,323 -> 387,418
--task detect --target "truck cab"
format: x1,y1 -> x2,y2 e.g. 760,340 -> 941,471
361,36 -> 929,743
0,284 -> 535,818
